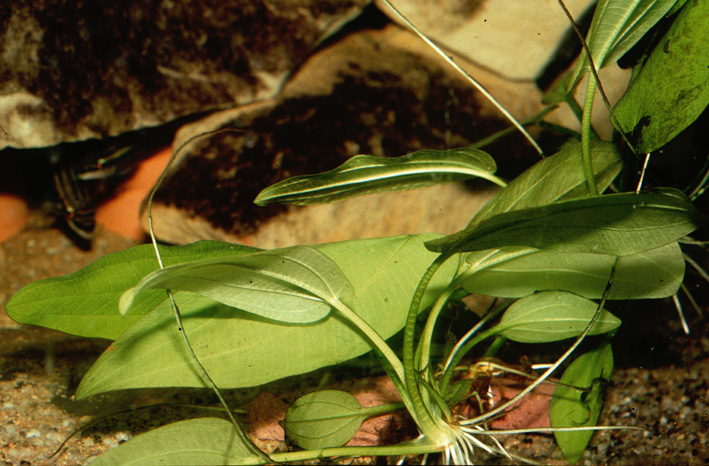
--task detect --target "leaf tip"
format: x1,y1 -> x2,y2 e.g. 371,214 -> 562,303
118,287 -> 139,317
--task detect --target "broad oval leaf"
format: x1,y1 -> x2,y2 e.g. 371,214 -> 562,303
120,246 -> 353,324
491,291 -> 621,343
253,147 -> 504,206
551,344 -> 614,464
469,140 -> 622,226
75,235 -> 457,397
613,0 -> 709,152
426,188 -> 706,256
284,390 -> 365,450
89,417 -> 267,466
5,241 -> 258,339
566,0 -> 678,92
462,241 -> 684,300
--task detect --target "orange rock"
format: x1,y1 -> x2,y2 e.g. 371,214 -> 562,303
95,147 -> 172,240
489,377 -> 554,430
0,193 -> 29,242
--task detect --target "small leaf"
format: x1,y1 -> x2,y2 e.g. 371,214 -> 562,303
551,344 -> 614,464
426,188 -> 705,256
120,246 -> 353,324
469,140 -> 622,226
253,147 -> 503,206
490,291 -> 620,343
462,241 -> 685,300
566,0 -> 678,92
88,417 -> 268,466
613,0 -> 709,152
284,390 -> 366,450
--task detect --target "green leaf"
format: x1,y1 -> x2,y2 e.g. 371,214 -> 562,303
469,140 -> 622,226
75,235 -> 457,398
284,390 -> 366,450
462,241 -> 685,300
566,0 -> 679,92
253,148 -> 504,206
88,417 -> 267,466
426,188 -> 705,256
489,291 -> 620,343
120,246 -> 354,324
551,344 -> 614,464
613,0 -> 709,152
5,241 -> 258,339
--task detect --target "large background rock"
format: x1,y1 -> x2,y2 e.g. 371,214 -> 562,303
144,26 -> 548,246
376,0 -> 595,80
0,0 -> 367,149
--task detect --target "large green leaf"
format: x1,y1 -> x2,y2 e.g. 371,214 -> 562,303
426,188 -> 705,256
253,148 -> 504,206
5,241 -> 258,339
120,246 -> 354,324
489,291 -> 620,343
75,235 -> 457,398
566,0 -> 679,91
551,344 -> 614,464
469,140 -> 622,226
462,241 -> 684,300
89,417 -> 267,466
613,0 -> 709,152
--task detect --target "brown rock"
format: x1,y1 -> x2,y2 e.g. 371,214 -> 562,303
143,25 -> 550,246
0,0 -> 368,149
376,0 -> 595,80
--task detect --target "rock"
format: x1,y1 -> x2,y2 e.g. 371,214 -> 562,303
375,0 -> 595,80
376,0 -> 631,139
142,25 -> 551,246
0,0 -> 368,150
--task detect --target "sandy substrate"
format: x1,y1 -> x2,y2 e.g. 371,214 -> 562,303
1,224 -> 707,465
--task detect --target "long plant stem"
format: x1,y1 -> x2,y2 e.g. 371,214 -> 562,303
470,106 -> 557,154
380,0 -> 543,157
416,260 -> 470,374
329,301 -> 406,385
557,0 -> 636,155
402,255 -> 454,445
146,133 -> 270,462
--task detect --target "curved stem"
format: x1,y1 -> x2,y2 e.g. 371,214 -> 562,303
379,0 -> 543,157
402,255 -> 455,445
329,300 -> 406,385
145,131 -> 269,462
438,326 -> 498,395
416,259 -> 470,373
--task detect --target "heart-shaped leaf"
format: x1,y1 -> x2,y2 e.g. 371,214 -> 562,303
120,246 -> 353,324
490,291 -> 621,343
284,390 -> 367,450
254,147 -> 504,206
